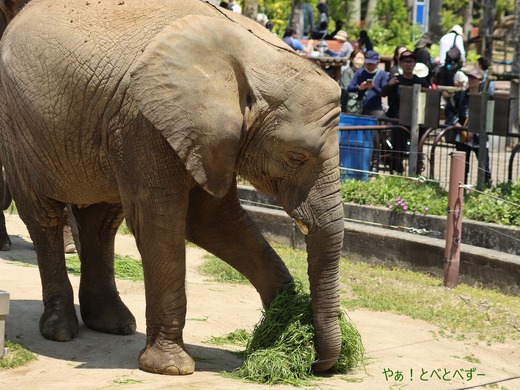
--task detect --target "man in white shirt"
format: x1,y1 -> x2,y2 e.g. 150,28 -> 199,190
438,25 -> 466,66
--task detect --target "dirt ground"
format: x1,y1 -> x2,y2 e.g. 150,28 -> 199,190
0,213 -> 519,390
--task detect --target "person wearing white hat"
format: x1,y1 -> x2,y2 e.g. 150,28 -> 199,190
436,25 -> 466,86
328,30 -> 353,58
439,25 -> 466,66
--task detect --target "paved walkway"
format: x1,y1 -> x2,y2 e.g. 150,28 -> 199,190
0,214 -> 519,389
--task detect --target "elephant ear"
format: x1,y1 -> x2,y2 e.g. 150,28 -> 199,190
129,14 -> 264,198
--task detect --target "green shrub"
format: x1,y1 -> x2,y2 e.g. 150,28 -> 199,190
341,177 -> 520,227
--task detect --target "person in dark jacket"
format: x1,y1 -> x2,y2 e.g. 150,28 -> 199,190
413,33 -> 434,85
444,68 -> 492,186
381,50 -> 430,174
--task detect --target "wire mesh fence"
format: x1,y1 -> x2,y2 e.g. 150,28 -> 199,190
339,122 -> 520,189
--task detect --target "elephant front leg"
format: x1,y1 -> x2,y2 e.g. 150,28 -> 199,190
126,190 -> 194,375
186,185 -> 293,306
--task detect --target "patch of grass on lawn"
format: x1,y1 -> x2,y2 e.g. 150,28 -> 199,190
66,254 -> 143,281
0,340 -> 37,369
200,243 -> 520,345
197,254 -> 248,284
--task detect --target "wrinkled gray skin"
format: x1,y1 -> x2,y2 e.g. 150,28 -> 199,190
0,0 -> 344,375
0,0 -> 79,253
0,0 -> 30,251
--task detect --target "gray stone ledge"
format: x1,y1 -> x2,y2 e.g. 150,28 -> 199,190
238,185 -> 520,294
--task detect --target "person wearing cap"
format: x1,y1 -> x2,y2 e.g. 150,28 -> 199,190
381,50 -> 430,174
444,68 -> 492,186
348,49 -> 389,171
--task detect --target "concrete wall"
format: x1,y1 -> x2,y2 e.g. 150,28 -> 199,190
238,185 -> 520,294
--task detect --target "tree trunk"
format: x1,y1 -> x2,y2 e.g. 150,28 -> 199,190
290,0 -> 303,37
480,0 -> 496,58
429,0 -> 442,40
463,0 -> 473,45
349,0 -> 361,25
243,0 -> 258,21
364,0 -> 377,29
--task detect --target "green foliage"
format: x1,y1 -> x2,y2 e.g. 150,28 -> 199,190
372,0 -> 422,50
341,176 -> 448,216
341,177 -> 520,227
0,341 -> 37,368
464,181 -> 520,226
198,254 -> 249,284
205,329 -> 251,347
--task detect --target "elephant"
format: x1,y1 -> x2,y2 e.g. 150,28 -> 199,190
0,0 -> 78,253
0,0 -> 29,251
0,0 -> 344,376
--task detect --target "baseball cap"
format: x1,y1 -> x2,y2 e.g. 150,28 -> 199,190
466,68 -> 483,80
399,50 -> 415,62
365,50 -> 380,64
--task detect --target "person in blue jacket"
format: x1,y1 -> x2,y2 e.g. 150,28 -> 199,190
347,50 -> 389,172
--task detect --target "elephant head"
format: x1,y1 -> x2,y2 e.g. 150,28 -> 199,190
129,13 -> 343,371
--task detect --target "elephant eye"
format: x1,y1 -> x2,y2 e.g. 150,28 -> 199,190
285,151 -> 307,169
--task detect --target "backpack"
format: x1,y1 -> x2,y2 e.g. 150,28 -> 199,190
445,33 -> 462,65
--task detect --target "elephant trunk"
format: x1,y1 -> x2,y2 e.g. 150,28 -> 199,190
286,163 -> 344,372
306,196 -> 344,372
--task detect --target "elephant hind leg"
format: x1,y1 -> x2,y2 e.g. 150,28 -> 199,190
0,210 -> 11,251
70,202 -> 136,335
16,198 -> 78,341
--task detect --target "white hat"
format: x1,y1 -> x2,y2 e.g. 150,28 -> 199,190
451,25 -> 463,36
413,62 -> 429,78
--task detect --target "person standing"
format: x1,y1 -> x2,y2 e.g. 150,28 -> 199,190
340,49 -> 365,112
302,1 -> 314,39
477,56 -> 496,96
444,68 -> 492,186
413,33 -> 434,85
348,50 -> 389,171
437,25 -> 465,86
382,50 -> 430,174
357,30 -> 373,52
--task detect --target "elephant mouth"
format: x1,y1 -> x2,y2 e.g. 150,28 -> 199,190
294,219 -> 309,235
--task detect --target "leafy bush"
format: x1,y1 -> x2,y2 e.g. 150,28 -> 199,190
341,176 -> 520,226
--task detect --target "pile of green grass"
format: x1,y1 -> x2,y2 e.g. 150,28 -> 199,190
230,282 -> 364,385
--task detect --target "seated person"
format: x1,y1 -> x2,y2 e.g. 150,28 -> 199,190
325,30 -> 353,58
282,27 -> 314,53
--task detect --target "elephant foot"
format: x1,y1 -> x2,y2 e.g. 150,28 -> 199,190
39,305 -> 79,341
0,235 -> 11,251
138,341 -> 195,375
80,292 -> 136,335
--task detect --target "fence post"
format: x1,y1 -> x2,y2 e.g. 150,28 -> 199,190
444,151 -> 466,288
0,290 -> 9,357
477,91 -> 490,189
408,84 -> 421,176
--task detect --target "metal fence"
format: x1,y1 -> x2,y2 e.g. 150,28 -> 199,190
339,121 -> 520,189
